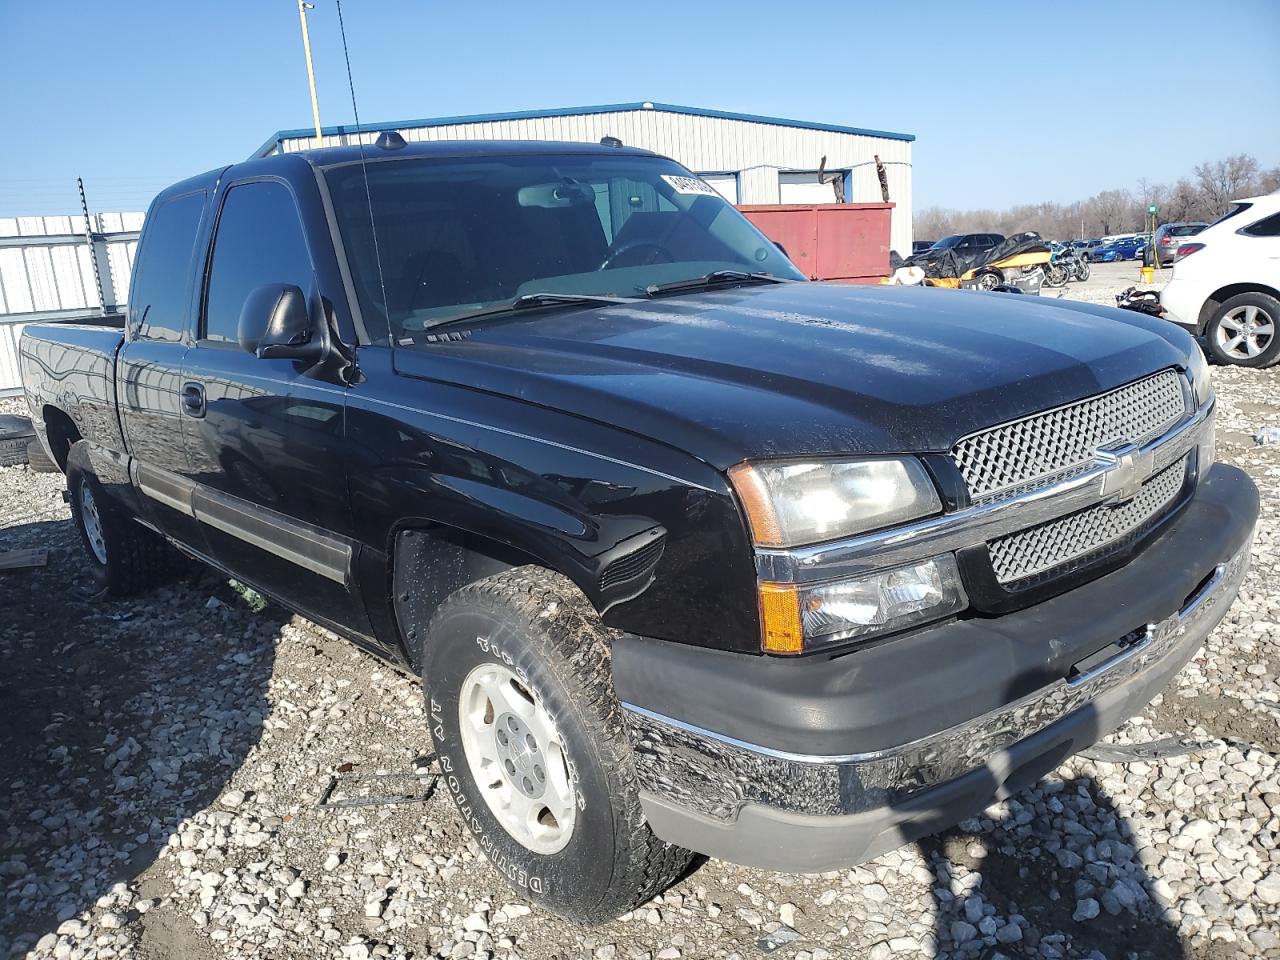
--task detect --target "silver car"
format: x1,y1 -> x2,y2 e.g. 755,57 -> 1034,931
1153,222 -> 1208,267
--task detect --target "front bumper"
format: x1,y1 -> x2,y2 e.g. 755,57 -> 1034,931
615,465 -> 1257,872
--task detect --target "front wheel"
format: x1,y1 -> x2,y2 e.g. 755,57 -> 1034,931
421,568 -> 692,923
976,270 -> 1002,291
1205,293 -> 1280,367
1044,263 -> 1068,287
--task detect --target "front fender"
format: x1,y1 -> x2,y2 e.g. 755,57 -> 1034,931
344,360 -> 761,656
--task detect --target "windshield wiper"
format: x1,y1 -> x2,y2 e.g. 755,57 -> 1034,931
644,270 -> 791,297
421,292 -> 641,332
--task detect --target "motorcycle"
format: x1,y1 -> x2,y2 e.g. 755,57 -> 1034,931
1043,254 -> 1070,288
1044,245 -> 1087,287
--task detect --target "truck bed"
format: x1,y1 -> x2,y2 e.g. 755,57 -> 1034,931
19,322 -> 126,456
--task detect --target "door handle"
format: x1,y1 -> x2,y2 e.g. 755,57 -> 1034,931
181,382 -> 206,418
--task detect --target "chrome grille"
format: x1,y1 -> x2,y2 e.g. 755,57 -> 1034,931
988,456 -> 1188,586
952,369 -> 1188,502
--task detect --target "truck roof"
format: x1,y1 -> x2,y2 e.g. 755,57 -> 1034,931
150,139 -> 666,211
297,138 -> 662,167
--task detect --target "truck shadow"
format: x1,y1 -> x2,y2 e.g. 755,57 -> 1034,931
910,699 -> 1193,958
0,513 -> 283,955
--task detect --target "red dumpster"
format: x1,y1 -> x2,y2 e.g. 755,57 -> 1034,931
737,202 -> 893,283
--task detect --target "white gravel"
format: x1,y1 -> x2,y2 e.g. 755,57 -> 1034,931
2,274 -> 1278,960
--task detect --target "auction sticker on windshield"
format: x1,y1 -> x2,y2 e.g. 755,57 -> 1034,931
661,175 -> 722,197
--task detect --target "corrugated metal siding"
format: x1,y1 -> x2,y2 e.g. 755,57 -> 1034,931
0,212 -> 143,396
0,320 -> 29,399
0,213 -> 143,317
279,108 -> 913,253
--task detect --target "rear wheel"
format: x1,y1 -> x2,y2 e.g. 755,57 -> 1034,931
66,441 -> 171,597
1075,260 -> 1091,281
1205,293 -> 1280,367
421,568 -> 692,923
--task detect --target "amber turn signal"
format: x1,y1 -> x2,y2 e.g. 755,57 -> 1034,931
758,581 -> 804,654
727,462 -> 784,546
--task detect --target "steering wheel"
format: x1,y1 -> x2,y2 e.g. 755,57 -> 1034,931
599,240 -> 674,271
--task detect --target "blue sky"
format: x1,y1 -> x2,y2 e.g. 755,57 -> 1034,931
1,0 -> 1276,217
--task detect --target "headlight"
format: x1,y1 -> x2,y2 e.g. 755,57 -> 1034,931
1187,345 -> 1213,406
759,555 -> 967,654
729,457 -> 942,548
1185,347 -> 1215,473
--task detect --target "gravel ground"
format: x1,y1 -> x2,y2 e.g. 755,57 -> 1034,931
2,270 -> 1278,960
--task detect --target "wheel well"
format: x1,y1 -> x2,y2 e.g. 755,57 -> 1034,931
391,525 -> 552,674
1197,282 -> 1280,330
41,406 -> 81,472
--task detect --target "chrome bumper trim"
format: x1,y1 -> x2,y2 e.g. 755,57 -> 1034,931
622,535 -> 1249,821
755,398 -> 1214,584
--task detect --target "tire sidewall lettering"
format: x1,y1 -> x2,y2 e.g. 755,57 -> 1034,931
425,608 -> 613,912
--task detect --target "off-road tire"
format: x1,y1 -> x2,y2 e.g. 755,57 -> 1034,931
420,567 -> 693,923
66,440 -> 170,597
1204,292 -> 1280,368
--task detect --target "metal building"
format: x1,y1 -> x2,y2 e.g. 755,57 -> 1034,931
255,101 -> 915,254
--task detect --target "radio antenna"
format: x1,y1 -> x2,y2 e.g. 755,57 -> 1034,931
334,0 -> 390,339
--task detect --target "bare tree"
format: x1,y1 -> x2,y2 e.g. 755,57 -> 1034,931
1090,189 -> 1134,236
914,154 -> 1277,242
1194,154 -> 1260,217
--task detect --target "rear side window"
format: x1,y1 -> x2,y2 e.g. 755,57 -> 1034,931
1211,203 -> 1252,227
202,181 -> 313,344
1241,212 -> 1280,238
130,192 -> 205,342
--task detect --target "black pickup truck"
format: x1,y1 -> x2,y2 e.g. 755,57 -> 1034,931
20,139 -> 1257,923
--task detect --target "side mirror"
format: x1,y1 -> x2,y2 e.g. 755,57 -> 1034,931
238,284 -> 323,363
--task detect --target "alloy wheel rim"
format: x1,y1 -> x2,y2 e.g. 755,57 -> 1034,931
80,483 -> 108,564
457,661 -> 576,854
1216,305 -> 1275,360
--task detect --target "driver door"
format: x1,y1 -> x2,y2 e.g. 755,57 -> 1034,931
180,177 -> 369,636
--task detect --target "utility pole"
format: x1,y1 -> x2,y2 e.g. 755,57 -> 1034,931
297,0 -> 323,144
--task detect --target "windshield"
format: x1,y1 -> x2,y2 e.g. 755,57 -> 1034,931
931,235 -> 962,250
324,153 -> 804,340
1168,224 -> 1204,237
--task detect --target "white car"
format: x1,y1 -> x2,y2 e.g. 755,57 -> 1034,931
1160,192 -> 1280,366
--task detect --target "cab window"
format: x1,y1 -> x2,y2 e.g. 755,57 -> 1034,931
130,191 -> 205,342
202,181 -> 313,344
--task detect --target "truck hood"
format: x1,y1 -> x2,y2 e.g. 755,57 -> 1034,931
392,282 -> 1195,469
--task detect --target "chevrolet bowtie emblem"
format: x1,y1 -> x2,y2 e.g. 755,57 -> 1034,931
1095,443 -> 1156,505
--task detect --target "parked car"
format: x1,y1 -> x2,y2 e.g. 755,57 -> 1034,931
1112,235 -> 1148,261
1090,241 -> 1123,263
1091,236 -> 1142,262
1160,194 -> 1280,366
1153,221 -> 1209,267
20,140 -> 1257,922
912,240 -> 936,255
919,232 -> 1005,259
